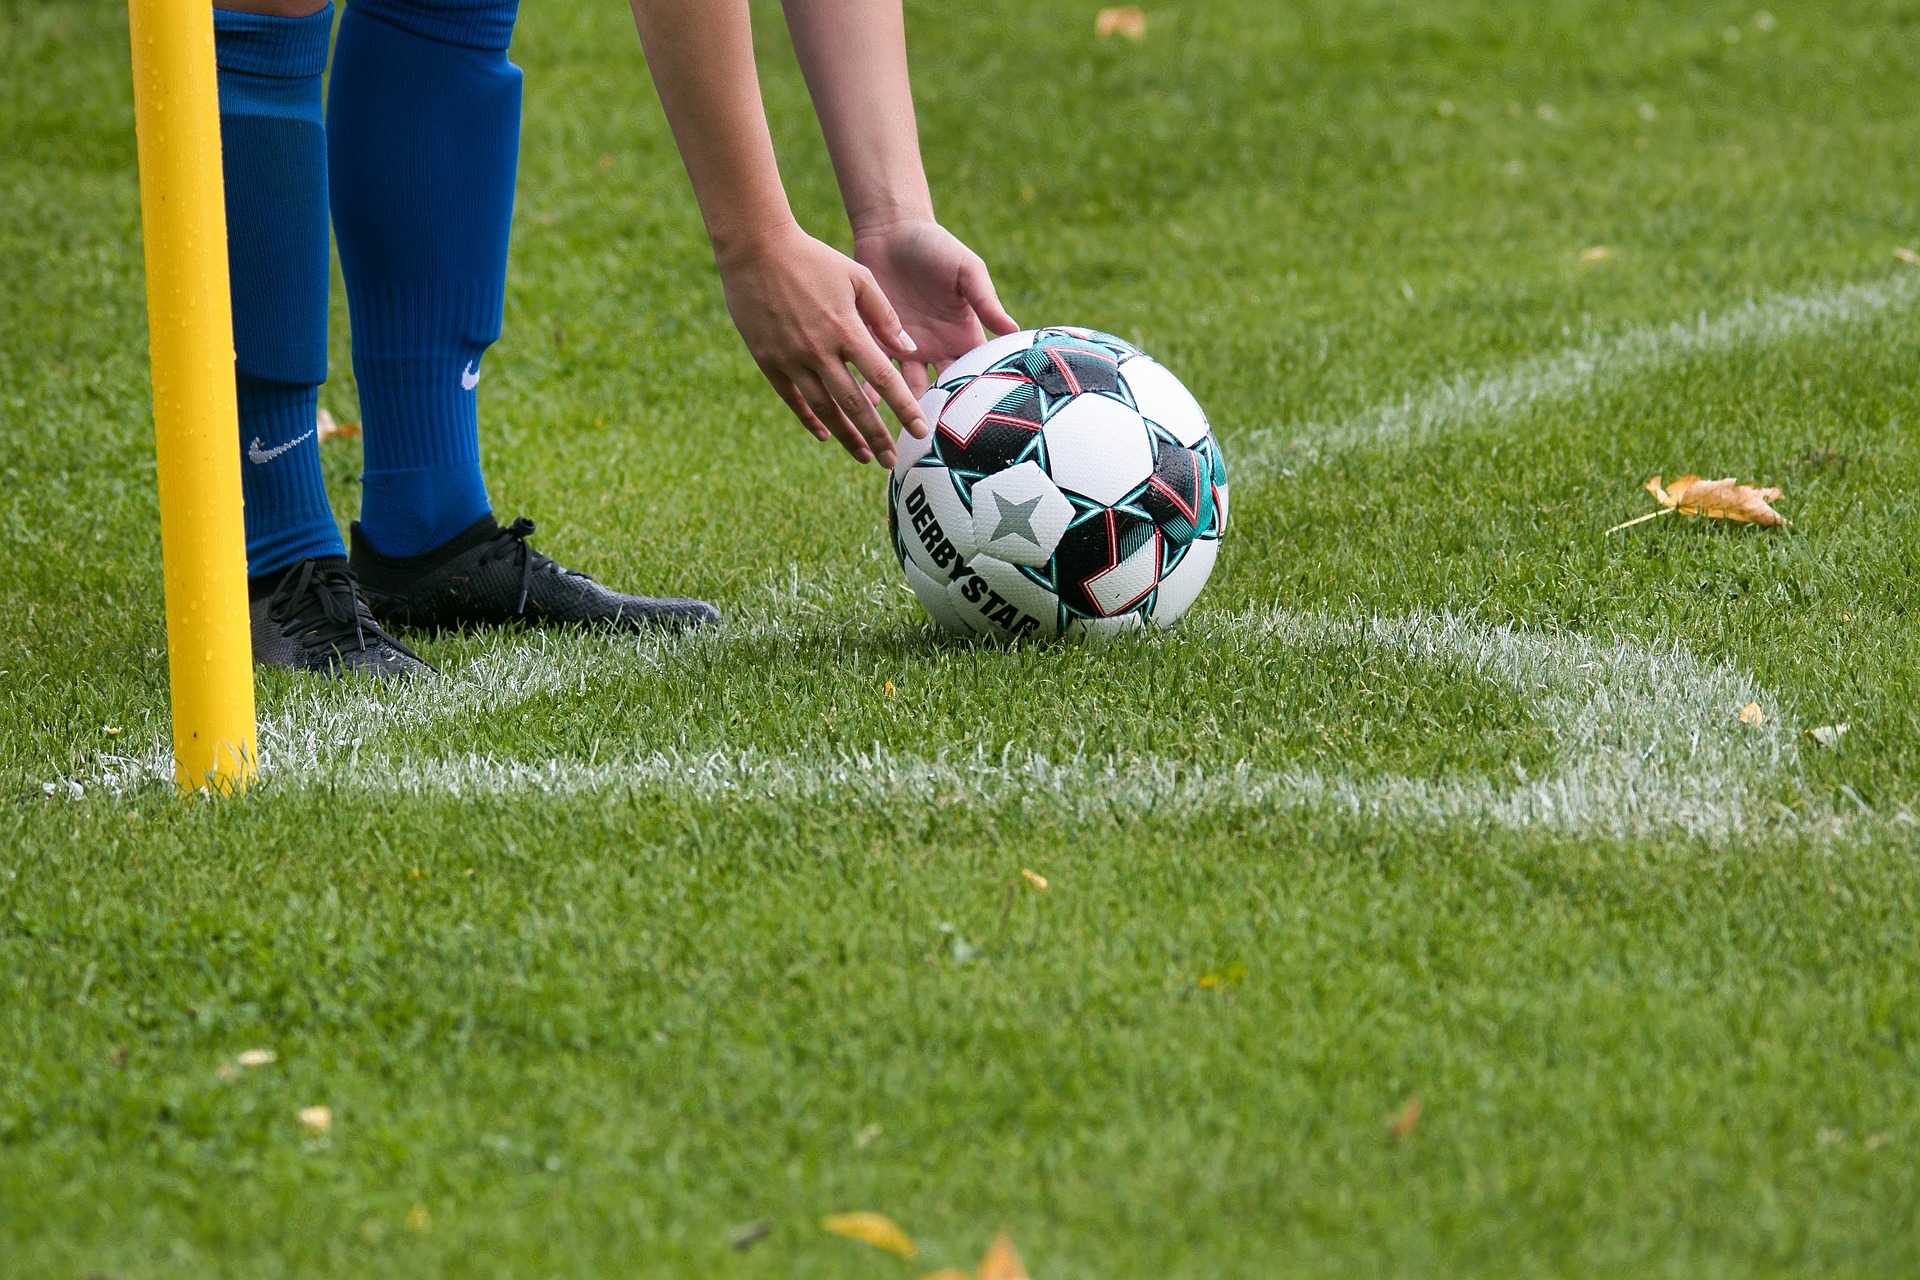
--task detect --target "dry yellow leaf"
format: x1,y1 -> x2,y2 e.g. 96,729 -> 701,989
1020,867 -> 1049,891
1608,474 -> 1787,533
1390,1095 -> 1422,1140
1095,6 -> 1146,38
1895,247 -> 1920,266
978,1234 -> 1031,1280
298,1105 -> 332,1138
315,407 -> 361,442
1738,702 -> 1764,726
1198,960 -> 1247,990
823,1212 -> 917,1258
1579,245 -> 1612,262
237,1048 -> 276,1068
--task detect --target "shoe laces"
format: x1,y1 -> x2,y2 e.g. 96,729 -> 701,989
267,559 -> 376,653
481,516 -> 590,614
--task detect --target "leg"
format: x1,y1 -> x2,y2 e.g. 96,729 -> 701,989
213,0 -> 343,579
327,0 -> 522,557
327,0 -> 720,633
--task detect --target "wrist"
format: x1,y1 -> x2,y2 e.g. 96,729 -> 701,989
709,213 -> 807,271
848,200 -> 937,242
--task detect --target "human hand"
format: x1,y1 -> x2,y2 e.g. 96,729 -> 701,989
853,219 -> 1019,396
716,221 -> 927,466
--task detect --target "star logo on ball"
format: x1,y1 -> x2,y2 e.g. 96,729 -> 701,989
985,490 -> 1043,545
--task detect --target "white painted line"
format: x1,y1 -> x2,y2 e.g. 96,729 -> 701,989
85,276 -> 1916,837
90,609 -> 1822,840
1236,273 -> 1920,469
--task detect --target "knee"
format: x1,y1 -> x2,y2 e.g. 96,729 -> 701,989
216,0 -> 332,17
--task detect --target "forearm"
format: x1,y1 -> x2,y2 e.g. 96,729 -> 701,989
779,0 -> 933,234
627,0 -> 797,263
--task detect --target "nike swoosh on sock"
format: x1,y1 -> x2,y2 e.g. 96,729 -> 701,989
249,428 -> 316,465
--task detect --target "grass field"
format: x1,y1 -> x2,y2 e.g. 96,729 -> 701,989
6,0 -> 1920,1273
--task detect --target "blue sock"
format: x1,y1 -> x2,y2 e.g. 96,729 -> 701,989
327,0 -> 522,557
215,5 -> 347,579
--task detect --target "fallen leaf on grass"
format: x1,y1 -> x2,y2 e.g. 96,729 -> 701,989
823,1212 -> 916,1258
730,1220 -> 774,1251
1197,960 -> 1247,990
1739,702 -> 1764,726
1020,867 -> 1049,891
1607,474 -> 1787,533
1579,245 -> 1612,262
237,1048 -> 276,1067
298,1105 -> 332,1138
1895,247 -> 1920,266
1391,1096 -> 1422,1141
1806,723 -> 1849,749
1095,6 -> 1146,38
315,407 -> 360,442
978,1234 -> 1031,1280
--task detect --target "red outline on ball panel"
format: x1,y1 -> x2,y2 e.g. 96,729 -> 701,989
937,374 -> 1033,447
1147,468 -> 1200,523
1080,512 -> 1162,617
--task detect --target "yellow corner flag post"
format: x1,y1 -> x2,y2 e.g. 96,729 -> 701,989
126,0 -> 257,791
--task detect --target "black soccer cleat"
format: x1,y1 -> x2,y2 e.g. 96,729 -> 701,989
348,514 -> 722,634
250,556 -> 434,679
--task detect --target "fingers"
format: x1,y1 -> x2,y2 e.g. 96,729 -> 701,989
846,336 -> 929,443
790,368 -> 874,463
819,358 -> 900,467
771,374 -> 833,443
853,270 -> 918,360
904,359 -> 932,398
960,258 -> 1020,336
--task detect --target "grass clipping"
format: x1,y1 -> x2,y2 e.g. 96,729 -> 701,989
1608,474 -> 1788,534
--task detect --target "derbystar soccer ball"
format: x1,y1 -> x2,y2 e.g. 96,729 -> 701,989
888,326 -> 1227,641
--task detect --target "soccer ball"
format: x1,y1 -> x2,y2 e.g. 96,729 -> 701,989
888,327 -> 1227,641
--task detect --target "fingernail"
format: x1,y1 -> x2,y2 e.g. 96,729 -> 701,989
898,330 -> 917,352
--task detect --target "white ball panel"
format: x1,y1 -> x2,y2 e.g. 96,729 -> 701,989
893,424 -> 938,478
947,554 -> 1061,641
895,465 -> 978,584
1214,480 -> 1230,534
1039,395 -> 1154,505
903,555 -> 975,635
1085,527 -> 1162,616
1150,535 -> 1220,627
937,373 -> 1030,446
1065,613 -> 1145,643
936,330 -> 1037,388
969,461 -> 1074,566
1121,357 -> 1210,446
